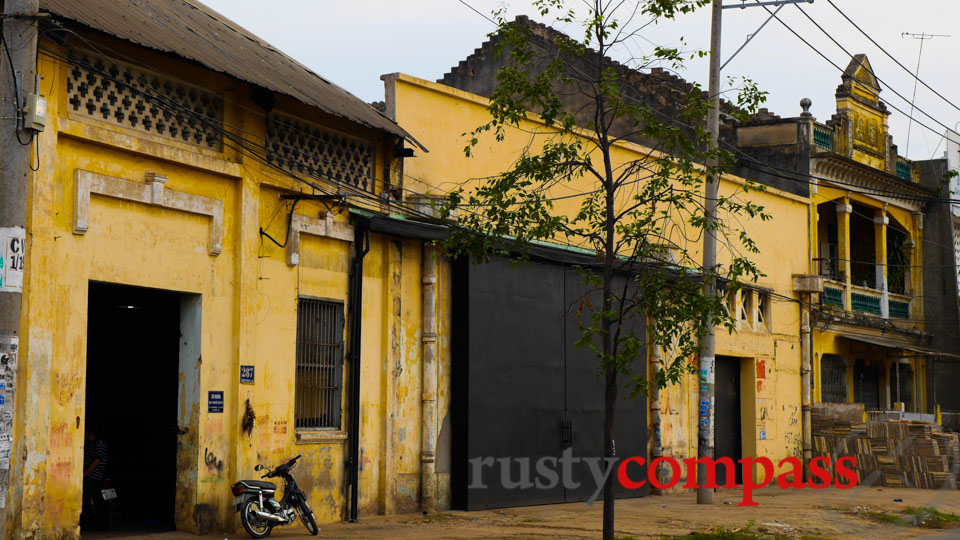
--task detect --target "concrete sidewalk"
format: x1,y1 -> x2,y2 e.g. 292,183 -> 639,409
81,486 -> 960,539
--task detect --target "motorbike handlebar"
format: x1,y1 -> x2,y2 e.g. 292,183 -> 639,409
258,455 -> 303,478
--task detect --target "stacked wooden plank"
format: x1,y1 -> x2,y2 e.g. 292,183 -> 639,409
812,403 -> 960,490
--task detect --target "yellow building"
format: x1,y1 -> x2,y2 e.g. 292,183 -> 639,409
384,71 -> 810,487
5,2 -> 452,538
801,57 -> 950,415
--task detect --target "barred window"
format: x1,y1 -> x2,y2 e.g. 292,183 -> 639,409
295,298 -> 345,429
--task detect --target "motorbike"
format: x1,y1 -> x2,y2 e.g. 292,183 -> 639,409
231,454 -> 319,538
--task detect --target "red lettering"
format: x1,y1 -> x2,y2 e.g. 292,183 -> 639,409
617,457 -> 646,490
682,457 -> 738,489
776,457 -> 806,489
648,457 -> 681,490
808,456 -> 832,489
738,456 -> 774,507
834,456 -> 858,489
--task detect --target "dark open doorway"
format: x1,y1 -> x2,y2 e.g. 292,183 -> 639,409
83,282 -> 181,534
714,356 -> 742,485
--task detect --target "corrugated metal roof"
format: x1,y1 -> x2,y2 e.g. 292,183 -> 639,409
40,0 -> 412,140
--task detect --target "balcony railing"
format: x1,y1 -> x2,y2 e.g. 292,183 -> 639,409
896,158 -> 912,181
851,286 -> 882,316
813,126 -> 833,152
822,279 -> 845,309
819,274 -> 914,323
889,294 -> 911,320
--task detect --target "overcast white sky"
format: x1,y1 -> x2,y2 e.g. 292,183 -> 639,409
201,0 -> 960,161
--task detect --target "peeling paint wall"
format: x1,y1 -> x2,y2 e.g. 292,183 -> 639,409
9,36 -> 449,539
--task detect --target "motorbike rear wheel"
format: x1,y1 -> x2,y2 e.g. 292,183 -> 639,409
297,501 -> 319,536
240,499 -> 273,539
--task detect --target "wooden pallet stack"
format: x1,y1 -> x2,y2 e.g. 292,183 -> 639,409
812,403 -> 960,489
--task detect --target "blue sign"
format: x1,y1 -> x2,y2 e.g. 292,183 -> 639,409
240,365 -> 255,384
208,391 -> 224,413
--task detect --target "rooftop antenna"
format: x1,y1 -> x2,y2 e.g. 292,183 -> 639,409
902,31 -> 950,157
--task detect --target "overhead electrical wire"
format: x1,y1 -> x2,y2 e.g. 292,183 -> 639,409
447,0 -> 960,210
29,10 -> 960,346
38,13 -> 960,275
36,44 -> 611,257
769,2 -> 960,148
42,14 -> 960,219
824,0 -> 960,118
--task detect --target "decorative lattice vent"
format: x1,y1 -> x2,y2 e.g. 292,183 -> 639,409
66,51 -> 223,150
266,113 -> 375,192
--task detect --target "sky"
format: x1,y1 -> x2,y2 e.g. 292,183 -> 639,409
200,0 -> 960,161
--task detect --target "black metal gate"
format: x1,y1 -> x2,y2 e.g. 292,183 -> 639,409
451,256 -> 648,510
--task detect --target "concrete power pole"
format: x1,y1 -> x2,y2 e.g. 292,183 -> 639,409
0,0 -> 40,525
696,0 -> 723,505
697,0 -> 815,504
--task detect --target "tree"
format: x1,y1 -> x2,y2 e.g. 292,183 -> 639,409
439,2 -> 769,538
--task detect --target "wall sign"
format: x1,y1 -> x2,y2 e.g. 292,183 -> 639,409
240,365 -> 255,384
0,227 -> 25,293
208,391 -> 224,413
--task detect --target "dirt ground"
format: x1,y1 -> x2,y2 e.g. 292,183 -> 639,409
83,485 -> 960,540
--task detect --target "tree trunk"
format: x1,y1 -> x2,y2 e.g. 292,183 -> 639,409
597,9 -> 617,538
602,358 -> 617,540
600,116 -> 617,540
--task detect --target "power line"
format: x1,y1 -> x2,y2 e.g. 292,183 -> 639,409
824,0 -> 960,118
449,0 -> 960,208
901,31 -> 951,157
38,44 -> 615,258
788,4 -> 960,149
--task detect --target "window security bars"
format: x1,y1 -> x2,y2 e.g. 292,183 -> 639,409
295,298 -> 345,430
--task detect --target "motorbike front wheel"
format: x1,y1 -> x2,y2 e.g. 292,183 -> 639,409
240,499 -> 273,539
297,501 -> 319,536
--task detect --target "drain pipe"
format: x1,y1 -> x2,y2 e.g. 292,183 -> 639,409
347,220 -> 370,522
420,246 -> 438,513
650,324 -> 664,493
800,293 -> 813,479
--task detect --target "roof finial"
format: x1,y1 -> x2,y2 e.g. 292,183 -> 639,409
800,98 -> 812,118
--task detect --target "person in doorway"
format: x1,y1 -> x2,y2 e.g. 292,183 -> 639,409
81,425 -> 110,529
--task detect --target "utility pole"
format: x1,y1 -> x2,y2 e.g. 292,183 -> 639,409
901,32 -> 949,158
697,0 -> 723,506
697,0 -> 813,505
0,0 -> 40,528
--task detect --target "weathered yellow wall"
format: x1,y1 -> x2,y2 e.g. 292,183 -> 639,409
388,73 -> 808,486
10,38 -> 447,539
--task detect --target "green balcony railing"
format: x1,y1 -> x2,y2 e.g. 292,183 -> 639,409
890,300 -> 910,319
813,127 -> 832,151
823,286 -> 844,308
852,291 -> 882,315
896,160 -> 912,181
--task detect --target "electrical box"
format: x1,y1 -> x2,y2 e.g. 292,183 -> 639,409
23,94 -> 46,132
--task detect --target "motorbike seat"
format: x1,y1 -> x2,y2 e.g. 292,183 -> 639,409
238,480 -> 277,491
